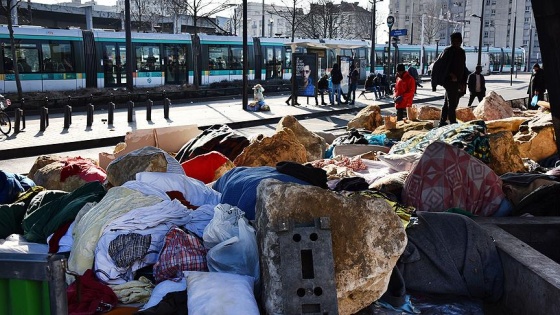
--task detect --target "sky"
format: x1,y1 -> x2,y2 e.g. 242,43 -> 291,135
31,0 -> 390,15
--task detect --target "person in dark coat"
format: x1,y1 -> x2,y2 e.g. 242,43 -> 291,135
330,63 -> 344,105
528,63 -> 546,108
467,65 -> 486,107
317,74 -> 333,105
438,32 -> 466,126
407,64 -> 422,93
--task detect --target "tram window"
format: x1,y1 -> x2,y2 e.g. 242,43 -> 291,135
41,43 -> 74,72
208,45 -> 228,70
230,47 -> 242,70
5,44 -> 39,73
136,45 -> 160,71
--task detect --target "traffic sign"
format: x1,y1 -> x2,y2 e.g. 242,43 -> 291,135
390,29 -> 408,37
387,16 -> 395,28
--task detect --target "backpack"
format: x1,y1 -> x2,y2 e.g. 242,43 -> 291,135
431,48 -> 453,90
153,226 -> 208,283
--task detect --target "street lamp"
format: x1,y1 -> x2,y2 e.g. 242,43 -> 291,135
269,18 -> 274,37
369,0 -> 383,74
471,0 -> 484,66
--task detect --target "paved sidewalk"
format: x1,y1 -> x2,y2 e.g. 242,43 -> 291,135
0,73 -> 531,160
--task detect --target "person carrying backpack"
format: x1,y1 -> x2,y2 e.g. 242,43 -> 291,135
431,32 -> 466,126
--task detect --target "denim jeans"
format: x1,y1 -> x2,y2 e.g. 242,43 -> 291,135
332,83 -> 342,103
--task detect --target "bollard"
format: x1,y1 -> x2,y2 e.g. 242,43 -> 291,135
20,98 -> 26,130
146,99 -> 153,121
14,108 -> 23,133
86,103 -> 94,127
127,100 -> 135,123
63,105 -> 72,129
164,98 -> 170,119
40,106 -> 49,131
108,102 -> 115,125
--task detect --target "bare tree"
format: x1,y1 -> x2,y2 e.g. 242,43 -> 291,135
1,0 -> 24,100
420,0 -> 446,44
299,0 -> 339,39
272,0 -> 307,42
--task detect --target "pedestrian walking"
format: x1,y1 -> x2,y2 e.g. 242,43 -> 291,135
317,74 -> 333,105
431,32 -> 467,126
528,63 -> 546,109
285,75 -> 300,106
467,65 -> 486,107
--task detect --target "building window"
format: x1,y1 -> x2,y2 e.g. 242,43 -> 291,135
491,9 -> 496,15
523,40 -> 528,45
405,15 -> 410,22
484,31 -> 489,38
485,21 -> 489,26
525,6 -> 530,11
524,17 -> 530,23
486,0 -> 491,5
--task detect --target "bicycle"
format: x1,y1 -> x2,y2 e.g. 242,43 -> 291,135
0,94 -> 12,136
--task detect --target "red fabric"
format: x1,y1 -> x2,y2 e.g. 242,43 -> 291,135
67,269 -> 118,315
181,151 -> 230,184
153,226 -> 208,283
166,190 -> 198,210
394,71 -> 415,109
48,220 -> 72,253
60,157 -> 107,183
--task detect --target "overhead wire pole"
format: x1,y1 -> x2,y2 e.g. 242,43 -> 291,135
242,0 -> 249,110
510,0 -> 517,86
369,0 -> 383,74
124,0 -> 133,91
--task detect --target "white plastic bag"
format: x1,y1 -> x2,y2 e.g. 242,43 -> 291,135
202,204 -> 244,249
206,217 -> 260,285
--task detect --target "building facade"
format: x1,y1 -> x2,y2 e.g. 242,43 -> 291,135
389,0 -> 540,68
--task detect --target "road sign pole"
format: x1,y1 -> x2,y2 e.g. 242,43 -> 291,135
386,16 -> 395,78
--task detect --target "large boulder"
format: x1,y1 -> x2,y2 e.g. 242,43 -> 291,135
473,91 -> 514,121
106,146 -> 183,187
417,105 -> 441,120
346,105 -> 383,131
488,131 -> 525,175
486,117 -> 529,134
456,107 -> 477,122
277,115 -> 327,162
30,156 -> 106,192
514,114 -> 558,161
256,180 -> 407,315
372,120 -> 434,140
234,128 -> 307,167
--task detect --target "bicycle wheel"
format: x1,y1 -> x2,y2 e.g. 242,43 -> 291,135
0,111 -> 11,136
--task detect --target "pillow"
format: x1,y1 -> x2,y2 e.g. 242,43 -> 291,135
141,279 -> 186,310
377,152 -> 422,172
186,271 -> 259,315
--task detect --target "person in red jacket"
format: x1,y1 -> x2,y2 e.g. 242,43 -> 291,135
393,63 -> 415,121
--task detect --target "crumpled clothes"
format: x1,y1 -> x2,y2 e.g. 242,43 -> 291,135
311,156 -> 368,172
109,276 -> 154,304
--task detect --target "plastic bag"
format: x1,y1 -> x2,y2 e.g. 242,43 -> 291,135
203,204 -> 244,249
206,217 -> 260,285
531,95 -> 538,107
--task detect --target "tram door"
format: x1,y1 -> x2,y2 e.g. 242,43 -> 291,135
102,43 -> 126,87
265,47 -> 282,79
164,45 -> 188,84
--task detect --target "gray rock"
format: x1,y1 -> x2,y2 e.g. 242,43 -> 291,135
277,115 -> 328,162
255,179 -> 407,315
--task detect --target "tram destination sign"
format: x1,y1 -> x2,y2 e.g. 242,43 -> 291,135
390,29 -> 408,37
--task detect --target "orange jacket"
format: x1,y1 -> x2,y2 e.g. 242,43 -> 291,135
394,71 -> 415,109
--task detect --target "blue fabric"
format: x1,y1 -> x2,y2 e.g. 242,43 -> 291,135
212,167 -> 311,220
0,171 -> 36,204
